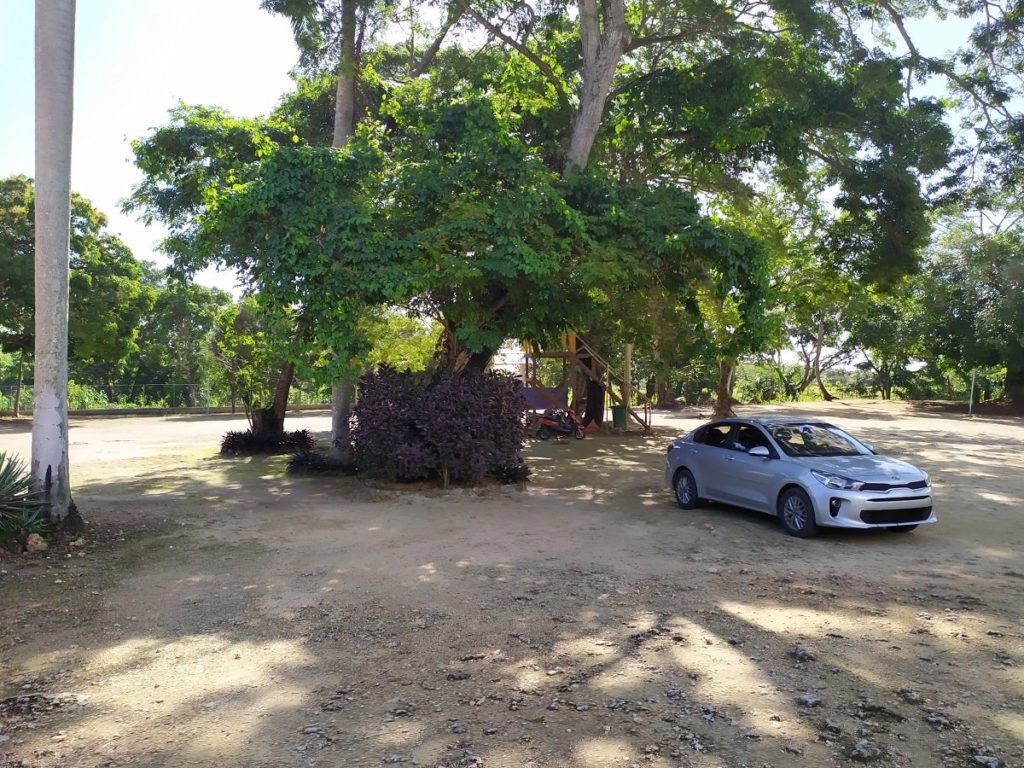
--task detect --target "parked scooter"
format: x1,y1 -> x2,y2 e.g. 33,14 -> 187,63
536,408 -> 586,440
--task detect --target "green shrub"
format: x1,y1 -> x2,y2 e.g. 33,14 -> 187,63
0,452 -> 47,548
67,381 -> 110,409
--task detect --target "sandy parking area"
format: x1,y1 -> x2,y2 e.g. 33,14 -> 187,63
0,401 -> 1022,768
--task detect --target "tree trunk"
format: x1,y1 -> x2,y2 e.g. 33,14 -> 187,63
32,0 -> 75,522
655,373 -> 670,407
582,376 -> 605,425
1005,366 -> 1024,413
812,322 -> 834,401
1005,340 -> 1024,414
712,358 -> 738,418
564,0 -> 629,172
576,342 -> 606,425
333,0 -> 357,148
251,362 -> 294,437
814,365 -> 835,401
14,352 -> 26,417
561,0 -> 628,423
329,0 -> 360,456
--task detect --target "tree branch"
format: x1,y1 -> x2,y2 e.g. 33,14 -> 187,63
877,0 -> 1014,122
464,5 -> 572,114
413,0 -> 468,76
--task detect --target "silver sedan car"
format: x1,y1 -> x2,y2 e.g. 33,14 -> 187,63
665,416 -> 936,537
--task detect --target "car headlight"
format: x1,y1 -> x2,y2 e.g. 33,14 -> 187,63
811,469 -> 864,491
922,473 -> 930,487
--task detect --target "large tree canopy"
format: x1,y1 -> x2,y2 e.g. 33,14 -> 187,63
128,0 -> 1024,415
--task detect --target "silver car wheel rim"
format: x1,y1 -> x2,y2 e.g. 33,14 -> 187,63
783,495 -> 808,530
677,475 -> 693,505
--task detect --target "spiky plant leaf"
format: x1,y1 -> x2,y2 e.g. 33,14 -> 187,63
0,452 -> 46,545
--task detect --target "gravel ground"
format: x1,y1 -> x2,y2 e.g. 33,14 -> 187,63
0,401 -> 1022,768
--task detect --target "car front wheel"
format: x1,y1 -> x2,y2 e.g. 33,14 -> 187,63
778,487 -> 818,538
673,468 -> 700,510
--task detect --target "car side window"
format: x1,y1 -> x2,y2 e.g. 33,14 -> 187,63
735,425 -> 771,453
699,424 -> 731,449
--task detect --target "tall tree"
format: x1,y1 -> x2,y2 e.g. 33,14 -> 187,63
263,0 -> 384,454
1,177 -> 156,406
32,0 -> 76,521
920,215 -> 1024,410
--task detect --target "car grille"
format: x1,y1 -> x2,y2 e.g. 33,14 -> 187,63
861,507 -> 933,525
861,479 -> 928,492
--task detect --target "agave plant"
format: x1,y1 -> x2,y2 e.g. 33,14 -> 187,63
0,451 -> 48,546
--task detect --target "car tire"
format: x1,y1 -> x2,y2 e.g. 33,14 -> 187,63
890,525 -> 918,533
778,487 -> 818,538
673,468 -> 700,510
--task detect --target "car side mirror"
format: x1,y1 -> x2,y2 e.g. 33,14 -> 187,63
748,446 -> 770,458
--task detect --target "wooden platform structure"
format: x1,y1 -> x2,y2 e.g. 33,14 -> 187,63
520,333 -> 652,431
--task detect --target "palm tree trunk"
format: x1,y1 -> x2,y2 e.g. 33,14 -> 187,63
32,0 -> 76,522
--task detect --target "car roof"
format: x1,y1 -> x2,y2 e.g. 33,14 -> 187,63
713,415 -> 832,427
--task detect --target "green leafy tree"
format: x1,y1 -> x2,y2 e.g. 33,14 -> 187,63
920,216 -> 1024,410
843,281 -> 926,400
1,175 -> 156,413
126,274 -> 233,408
211,296 -> 285,421
0,176 -> 35,416
362,309 -> 437,372
129,0 -> 961,431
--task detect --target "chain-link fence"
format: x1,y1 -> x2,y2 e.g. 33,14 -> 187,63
0,382 -> 331,414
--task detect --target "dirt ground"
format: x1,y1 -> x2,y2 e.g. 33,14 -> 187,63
0,401 -> 1022,768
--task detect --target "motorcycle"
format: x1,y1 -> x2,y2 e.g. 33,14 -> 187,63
536,408 -> 586,440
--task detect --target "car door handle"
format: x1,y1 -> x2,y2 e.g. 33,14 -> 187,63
689,449 -> 698,455
723,455 -> 735,462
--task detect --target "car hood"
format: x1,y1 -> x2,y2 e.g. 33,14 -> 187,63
794,454 -> 925,483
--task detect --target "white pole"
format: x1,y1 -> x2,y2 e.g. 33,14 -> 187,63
32,0 -> 76,520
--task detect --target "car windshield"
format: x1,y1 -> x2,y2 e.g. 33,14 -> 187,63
767,423 -> 869,458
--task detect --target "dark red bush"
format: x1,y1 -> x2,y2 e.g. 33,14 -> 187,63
352,367 -> 528,486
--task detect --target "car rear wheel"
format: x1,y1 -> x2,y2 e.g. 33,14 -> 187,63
673,468 -> 700,510
778,487 -> 818,538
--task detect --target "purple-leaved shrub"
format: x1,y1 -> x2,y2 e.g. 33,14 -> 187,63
352,367 -> 528,486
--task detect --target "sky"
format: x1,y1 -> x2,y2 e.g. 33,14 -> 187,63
0,0 -> 301,292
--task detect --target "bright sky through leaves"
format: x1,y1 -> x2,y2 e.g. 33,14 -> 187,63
0,0 -> 299,291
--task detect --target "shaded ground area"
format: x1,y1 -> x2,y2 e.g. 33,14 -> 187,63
1,402 -> 1022,768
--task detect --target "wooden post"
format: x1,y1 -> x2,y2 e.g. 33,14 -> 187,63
623,343 -> 632,407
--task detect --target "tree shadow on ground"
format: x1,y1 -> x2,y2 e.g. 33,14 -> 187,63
2,523 -> 1021,767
